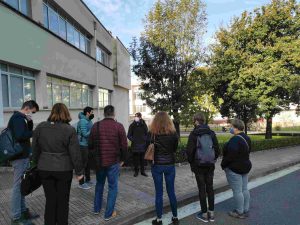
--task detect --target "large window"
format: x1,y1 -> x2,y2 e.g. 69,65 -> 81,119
47,76 -> 93,108
1,63 -> 35,108
43,2 -> 90,54
96,47 -> 110,67
4,0 -> 29,15
98,88 -> 111,108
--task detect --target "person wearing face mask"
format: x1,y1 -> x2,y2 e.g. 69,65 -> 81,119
127,112 -> 149,177
7,100 -> 40,225
77,106 -> 94,189
221,119 -> 252,219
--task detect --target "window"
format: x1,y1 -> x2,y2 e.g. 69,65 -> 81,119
59,17 -> 66,40
48,7 -> 59,35
96,47 -> 110,67
74,29 -> 80,48
43,3 -> 48,28
66,22 -> 74,45
5,0 -> 30,15
1,63 -> 35,108
47,76 -> 93,108
80,34 -> 86,52
98,88 -> 111,108
5,0 -> 18,10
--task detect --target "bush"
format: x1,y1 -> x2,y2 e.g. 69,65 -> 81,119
274,125 -> 281,131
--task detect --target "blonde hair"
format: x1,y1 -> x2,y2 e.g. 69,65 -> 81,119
149,111 -> 176,135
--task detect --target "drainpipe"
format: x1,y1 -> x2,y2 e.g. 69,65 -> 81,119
0,73 -> 4,127
94,21 -> 100,121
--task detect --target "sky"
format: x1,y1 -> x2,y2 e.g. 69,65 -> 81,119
83,0 -> 272,48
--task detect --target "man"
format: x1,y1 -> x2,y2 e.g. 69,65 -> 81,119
186,113 -> 220,223
77,106 -> 94,190
8,100 -> 40,225
89,105 -> 128,221
127,112 -> 148,177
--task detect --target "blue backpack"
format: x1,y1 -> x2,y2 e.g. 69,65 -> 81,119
194,134 -> 216,165
0,128 -> 23,165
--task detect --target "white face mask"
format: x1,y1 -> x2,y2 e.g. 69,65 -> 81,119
134,117 -> 140,122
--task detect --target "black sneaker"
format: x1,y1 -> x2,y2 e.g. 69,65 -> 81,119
196,212 -> 209,223
208,211 -> 215,222
244,211 -> 250,218
134,171 -> 139,177
172,217 -> 179,225
228,210 -> 246,219
11,218 -> 35,225
141,172 -> 148,177
152,219 -> 162,225
21,209 -> 40,220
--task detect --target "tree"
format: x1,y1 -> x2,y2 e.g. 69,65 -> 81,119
130,0 -> 207,135
209,0 -> 300,138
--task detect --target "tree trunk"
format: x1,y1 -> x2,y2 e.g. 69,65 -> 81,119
265,116 -> 273,139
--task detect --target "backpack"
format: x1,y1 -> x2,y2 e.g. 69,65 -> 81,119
194,133 -> 215,166
0,128 -> 23,165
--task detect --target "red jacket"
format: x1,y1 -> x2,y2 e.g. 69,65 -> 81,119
89,118 -> 128,168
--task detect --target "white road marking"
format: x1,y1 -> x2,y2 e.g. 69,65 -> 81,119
135,164 -> 300,225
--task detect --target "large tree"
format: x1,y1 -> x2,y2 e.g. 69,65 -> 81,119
209,0 -> 300,138
130,0 -> 207,134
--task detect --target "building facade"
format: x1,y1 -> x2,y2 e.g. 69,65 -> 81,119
0,0 -> 131,129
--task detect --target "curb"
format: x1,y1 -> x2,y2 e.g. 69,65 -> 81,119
115,159 -> 300,225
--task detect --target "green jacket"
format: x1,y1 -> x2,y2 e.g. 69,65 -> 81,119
77,112 -> 93,147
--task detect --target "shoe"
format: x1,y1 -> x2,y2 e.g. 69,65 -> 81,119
78,183 -> 92,190
85,180 -> 95,186
228,210 -> 246,219
134,171 -> 139,177
208,211 -> 215,222
244,211 -> 250,218
93,211 -> 100,215
141,172 -> 148,177
11,218 -> 35,225
152,218 -> 162,225
196,212 -> 209,223
172,217 -> 179,225
21,209 -> 40,220
104,211 -> 117,221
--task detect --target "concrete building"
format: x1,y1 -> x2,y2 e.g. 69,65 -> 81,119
0,0 -> 131,129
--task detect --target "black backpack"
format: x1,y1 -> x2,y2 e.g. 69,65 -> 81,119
194,133 -> 216,166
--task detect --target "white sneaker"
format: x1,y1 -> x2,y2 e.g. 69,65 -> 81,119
78,183 -> 92,190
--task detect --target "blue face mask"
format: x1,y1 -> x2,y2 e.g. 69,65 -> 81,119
229,127 -> 235,135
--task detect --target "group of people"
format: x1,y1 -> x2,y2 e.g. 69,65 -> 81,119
6,100 -> 252,225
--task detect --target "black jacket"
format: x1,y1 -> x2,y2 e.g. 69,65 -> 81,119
149,132 -> 178,165
8,111 -> 33,160
32,121 -> 83,175
221,132 -> 252,174
186,125 -> 220,172
127,120 -> 148,153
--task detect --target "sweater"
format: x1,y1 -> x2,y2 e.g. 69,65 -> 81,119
77,112 -> 93,147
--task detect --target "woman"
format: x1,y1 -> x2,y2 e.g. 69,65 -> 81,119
149,112 -> 179,225
32,103 -> 83,225
127,112 -> 148,177
221,119 -> 252,219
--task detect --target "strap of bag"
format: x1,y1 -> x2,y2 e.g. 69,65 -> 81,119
237,135 -> 250,151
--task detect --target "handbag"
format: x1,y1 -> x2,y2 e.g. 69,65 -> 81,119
144,135 -> 155,161
21,166 -> 41,196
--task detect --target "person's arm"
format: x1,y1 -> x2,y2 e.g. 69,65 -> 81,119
211,132 -> 220,159
68,128 -> 83,176
79,119 -> 90,138
221,137 -> 238,169
173,133 -> 179,152
31,125 -> 41,166
186,132 -> 196,164
11,117 -> 33,142
119,124 -> 128,162
127,124 -> 133,141
88,124 -> 96,150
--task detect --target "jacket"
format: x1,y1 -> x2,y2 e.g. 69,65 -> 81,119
8,111 -> 33,160
89,118 -> 128,168
32,121 -> 83,176
186,125 -> 220,172
77,112 -> 93,147
127,120 -> 148,153
221,132 -> 252,174
150,132 -> 178,165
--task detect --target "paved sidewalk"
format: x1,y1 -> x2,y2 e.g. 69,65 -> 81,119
0,146 -> 300,225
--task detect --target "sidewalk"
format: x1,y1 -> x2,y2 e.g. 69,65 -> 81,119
0,146 -> 300,225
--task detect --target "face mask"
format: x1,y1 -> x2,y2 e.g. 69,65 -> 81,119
134,117 -> 140,122
229,127 -> 235,135
89,114 -> 94,120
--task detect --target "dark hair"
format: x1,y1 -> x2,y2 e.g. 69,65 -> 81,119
21,100 -> 39,111
231,119 -> 245,131
194,113 -> 206,125
104,105 -> 115,117
135,112 -> 142,118
83,106 -> 93,115
48,103 -> 72,123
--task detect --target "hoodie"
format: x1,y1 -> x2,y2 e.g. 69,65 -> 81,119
77,112 -> 93,147
186,124 -> 220,171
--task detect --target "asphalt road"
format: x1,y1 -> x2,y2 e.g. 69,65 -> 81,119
178,169 -> 300,225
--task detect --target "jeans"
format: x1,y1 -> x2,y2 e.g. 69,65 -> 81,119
94,163 -> 120,218
133,152 -> 145,172
151,165 -> 178,219
79,147 -> 91,185
225,168 -> 250,214
39,171 -> 73,225
195,166 -> 215,213
11,158 -> 29,220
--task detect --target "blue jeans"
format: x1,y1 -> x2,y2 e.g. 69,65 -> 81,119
151,165 -> 178,219
11,158 -> 29,220
225,168 -> 250,214
94,163 -> 119,218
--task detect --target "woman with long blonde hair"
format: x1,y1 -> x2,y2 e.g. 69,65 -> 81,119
149,112 -> 179,225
